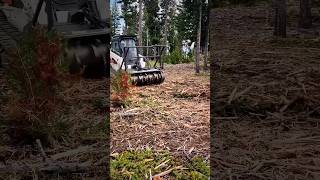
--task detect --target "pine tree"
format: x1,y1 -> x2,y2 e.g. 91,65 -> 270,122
137,0 -> 143,46
160,0 -> 177,52
175,0 -> 199,43
144,0 -> 161,44
111,1 -> 121,36
122,0 -> 139,35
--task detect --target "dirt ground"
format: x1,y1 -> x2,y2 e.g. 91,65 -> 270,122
211,3 -> 320,180
111,64 -> 210,159
0,66 -> 108,178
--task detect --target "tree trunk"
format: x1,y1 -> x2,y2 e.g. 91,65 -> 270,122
203,5 -> 209,71
195,0 -> 202,74
299,0 -> 312,28
163,12 -> 169,56
146,28 -> 149,56
273,0 -> 287,38
137,0 -> 143,46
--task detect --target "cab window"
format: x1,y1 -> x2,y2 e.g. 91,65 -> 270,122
111,40 -> 121,55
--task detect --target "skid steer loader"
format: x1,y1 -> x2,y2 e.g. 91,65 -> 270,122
110,35 -> 166,86
0,0 -> 110,78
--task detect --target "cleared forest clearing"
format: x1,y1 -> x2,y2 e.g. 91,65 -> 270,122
111,63 -> 210,158
110,63 -> 210,179
211,3 -> 320,180
0,56 -> 210,179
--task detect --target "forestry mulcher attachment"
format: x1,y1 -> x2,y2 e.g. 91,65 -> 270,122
110,35 -> 166,86
0,0 -> 110,78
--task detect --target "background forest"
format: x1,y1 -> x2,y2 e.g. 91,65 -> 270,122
111,0 -> 210,68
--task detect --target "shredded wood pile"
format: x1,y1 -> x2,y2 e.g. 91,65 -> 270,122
111,64 -> 210,159
0,75 -> 108,178
211,4 -> 320,180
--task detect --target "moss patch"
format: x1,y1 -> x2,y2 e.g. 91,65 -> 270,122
111,149 -> 209,180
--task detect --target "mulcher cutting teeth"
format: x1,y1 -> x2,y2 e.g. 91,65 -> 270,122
130,70 -> 165,86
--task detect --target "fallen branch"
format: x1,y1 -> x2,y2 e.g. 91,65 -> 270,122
152,166 -> 186,178
51,146 -> 93,160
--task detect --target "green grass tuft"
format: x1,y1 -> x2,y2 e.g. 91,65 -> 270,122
111,149 -> 209,180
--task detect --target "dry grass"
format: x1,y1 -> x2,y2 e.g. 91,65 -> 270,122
0,75 -> 108,179
111,64 -> 210,159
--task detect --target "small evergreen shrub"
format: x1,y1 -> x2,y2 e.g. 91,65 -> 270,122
164,47 -> 194,64
5,25 -> 65,146
111,70 -> 132,107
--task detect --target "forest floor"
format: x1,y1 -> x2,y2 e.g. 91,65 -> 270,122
0,59 -> 210,179
0,68 -> 109,179
211,3 -> 320,180
110,63 -> 210,179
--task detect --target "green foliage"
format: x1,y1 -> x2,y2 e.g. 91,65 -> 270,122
164,48 -> 182,64
175,0 -> 199,43
185,53 -> 195,63
122,0 -> 139,35
111,149 -> 158,179
172,0 -> 209,54
188,156 -> 210,177
111,149 -> 210,180
164,47 -> 193,64
144,0 -> 161,44
175,0 -> 208,43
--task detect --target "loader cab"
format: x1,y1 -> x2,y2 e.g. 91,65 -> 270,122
110,35 -> 165,86
111,35 -> 138,63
